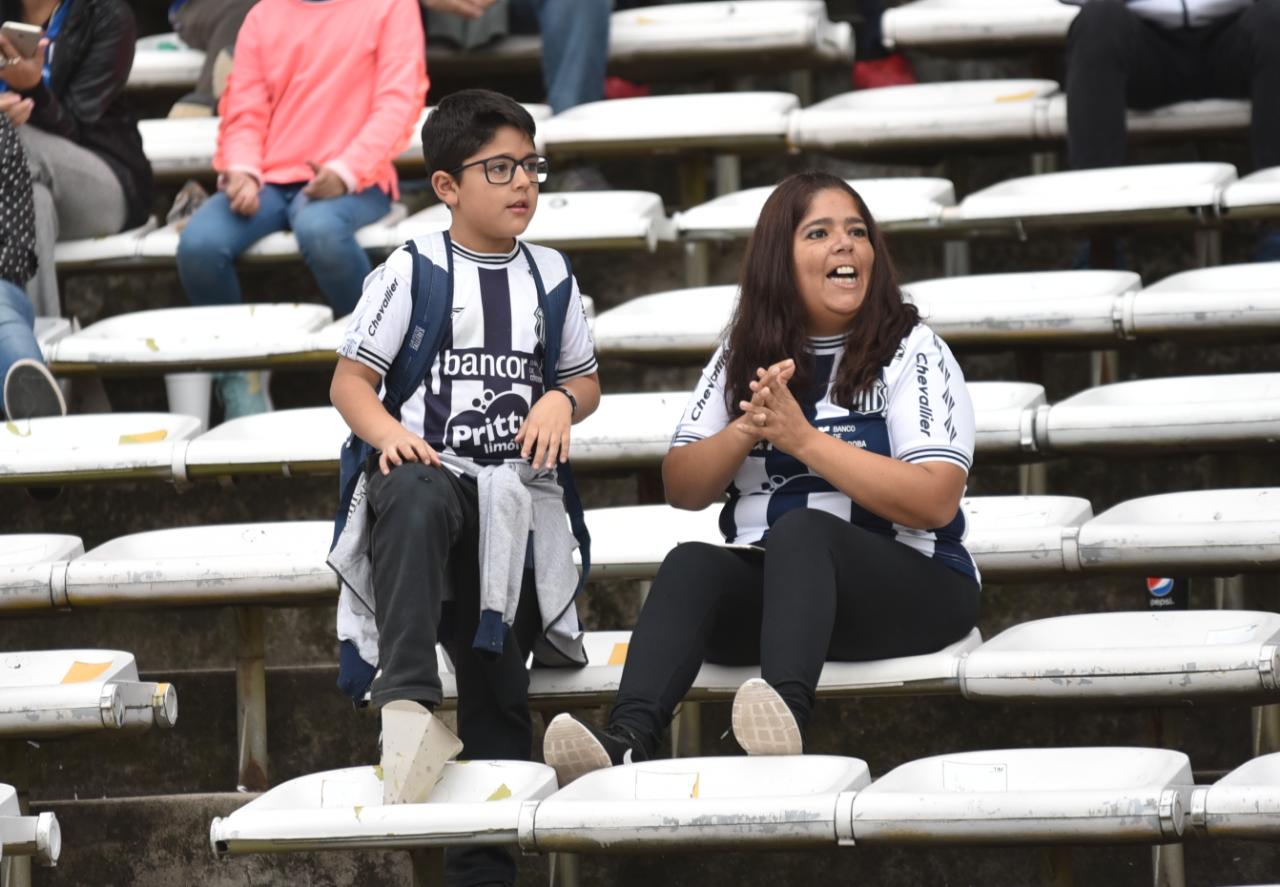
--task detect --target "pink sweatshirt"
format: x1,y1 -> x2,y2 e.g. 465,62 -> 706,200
215,0 -> 428,198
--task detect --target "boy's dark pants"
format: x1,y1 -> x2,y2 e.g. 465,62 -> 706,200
367,462 -> 541,887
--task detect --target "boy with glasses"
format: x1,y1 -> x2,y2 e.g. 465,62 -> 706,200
329,88 -> 599,887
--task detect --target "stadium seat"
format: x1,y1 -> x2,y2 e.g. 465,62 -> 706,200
592,284 -> 734,361
0,649 -> 177,735
1221,166 -> 1280,221
34,317 -> 72,361
969,382 -> 1044,456
128,31 -> 203,89
903,270 -> 1141,347
1190,752 -> 1280,840
62,522 -> 337,610
1039,96 -> 1250,142
1037,374 -> 1280,455
542,92 -> 799,159
0,535 -> 84,614
675,178 -> 956,240
52,218 -> 159,270
522,756 -> 871,853
0,784 -> 60,866
881,0 -> 1078,52
959,611 -> 1280,703
570,392 -> 687,470
397,191 -> 676,252
789,80 -> 1058,155
179,407 -> 349,482
1078,488 -> 1280,575
942,162 -> 1237,235
1130,262 -> 1280,340
845,747 -> 1191,845
210,761 -> 558,856
584,495 -> 1093,582
0,413 -> 202,487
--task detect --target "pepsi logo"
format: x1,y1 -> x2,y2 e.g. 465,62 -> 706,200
1147,577 -> 1175,598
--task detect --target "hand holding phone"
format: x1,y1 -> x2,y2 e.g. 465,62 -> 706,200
0,23 -> 47,92
0,22 -> 42,59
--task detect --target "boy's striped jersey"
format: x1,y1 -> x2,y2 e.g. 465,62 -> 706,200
340,238 -> 598,463
672,323 -> 979,581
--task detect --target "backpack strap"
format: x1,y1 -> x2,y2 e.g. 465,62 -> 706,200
384,232 -> 455,417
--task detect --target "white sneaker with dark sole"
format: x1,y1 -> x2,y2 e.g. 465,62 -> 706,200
731,678 -> 802,756
543,713 -> 618,786
3,359 -> 66,421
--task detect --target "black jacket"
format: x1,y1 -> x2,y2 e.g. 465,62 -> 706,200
5,0 -> 153,228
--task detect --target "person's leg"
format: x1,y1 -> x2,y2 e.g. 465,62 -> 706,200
1201,0 -> 1280,171
176,185 -> 291,306
510,0 -> 611,114
757,508 -> 980,737
1064,1 -> 1200,169
607,543 -> 764,752
0,280 -> 53,419
286,187 -> 390,317
25,182 -> 58,319
18,126 -> 127,241
366,463 -> 479,709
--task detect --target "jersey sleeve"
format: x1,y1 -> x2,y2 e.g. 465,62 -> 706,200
556,276 -> 599,382
671,345 -> 732,448
336,249 -> 414,378
885,329 -> 975,472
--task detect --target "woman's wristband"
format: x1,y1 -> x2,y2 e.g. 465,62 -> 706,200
550,385 -> 577,417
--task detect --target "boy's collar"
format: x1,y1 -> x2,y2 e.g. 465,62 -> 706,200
448,235 -> 521,265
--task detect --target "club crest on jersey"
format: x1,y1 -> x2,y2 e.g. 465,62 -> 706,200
852,379 -> 887,415
445,390 -> 528,457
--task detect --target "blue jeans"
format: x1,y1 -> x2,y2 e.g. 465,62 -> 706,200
176,183 -> 390,317
0,280 -> 43,416
511,0 -> 611,114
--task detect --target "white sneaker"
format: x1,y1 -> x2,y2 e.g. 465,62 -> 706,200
731,678 -> 802,756
380,700 -> 463,805
3,359 -> 66,421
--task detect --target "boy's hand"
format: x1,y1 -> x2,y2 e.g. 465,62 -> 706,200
515,391 -> 573,470
376,428 -> 440,475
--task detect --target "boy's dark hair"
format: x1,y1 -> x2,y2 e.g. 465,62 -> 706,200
421,89 -> 538,178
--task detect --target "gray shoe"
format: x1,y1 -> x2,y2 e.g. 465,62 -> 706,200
215,370 -> 272,421
4,359 -> 66,421
731,678 -> 802,756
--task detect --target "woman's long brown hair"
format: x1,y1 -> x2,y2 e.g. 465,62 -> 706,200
723,171 -> 919,413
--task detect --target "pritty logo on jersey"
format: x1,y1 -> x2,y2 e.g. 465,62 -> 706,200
1147,577 -> 1175,598
367,278 -> 398,336
441,349 -> 539,385
445,390 -> 528,457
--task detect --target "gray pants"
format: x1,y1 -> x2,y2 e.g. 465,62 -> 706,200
19,125 -> 127,317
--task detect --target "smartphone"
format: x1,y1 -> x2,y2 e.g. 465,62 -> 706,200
0,22 -> 43,58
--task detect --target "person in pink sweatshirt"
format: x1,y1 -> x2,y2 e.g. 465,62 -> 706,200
177,0 -> 427,417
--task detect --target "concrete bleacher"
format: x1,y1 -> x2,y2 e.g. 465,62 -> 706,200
19,5 -> 1280,887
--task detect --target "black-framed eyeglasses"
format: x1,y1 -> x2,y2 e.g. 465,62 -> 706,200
451,154 -> 549,185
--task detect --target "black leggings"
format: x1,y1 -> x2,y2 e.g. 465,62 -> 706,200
609,508 -> 981,752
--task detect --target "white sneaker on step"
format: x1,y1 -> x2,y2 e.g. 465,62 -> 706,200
380,700 -> 464,805
730,678 -> 802,756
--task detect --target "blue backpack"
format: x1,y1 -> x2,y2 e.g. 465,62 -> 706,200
331,232 -> 592,702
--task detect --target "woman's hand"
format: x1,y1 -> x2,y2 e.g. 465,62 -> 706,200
0,37 -> 46,92
515,390 -> 573,470
224,171 -> 261,216
737,358 -> 817,455
0,92 -> 32,127
303,161 -> 347,200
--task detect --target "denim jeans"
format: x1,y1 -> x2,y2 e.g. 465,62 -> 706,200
0,280 -> 43,416
510,0 -> 611,114
176,183 -> 390,317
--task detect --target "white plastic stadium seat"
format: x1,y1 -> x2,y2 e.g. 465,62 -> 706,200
48,304 -> 332,375
944,163 -> 1237,234
1038,374 -> 1280,455
1077,488 -> 1280,575
181,407 -> 349,481
1190,752 -> 1280,840
676,178 -> 955,240
128,32 -> 203,89
523,756 -> 870,853
0,413 -> 202,486
35,317 -> 72,362
959,611 -> 1280,703
881,0 -> 1078,52
845,747 -> 1192,845
592,285 -> 734,361
398,192 -> 676,252
1039,96 -> 1250,142
0,535 -> 83,615
53,218 -> 158,269
0,784 -> 60,866
0,649 -> 177,736
542,92 -> 798,158
789,80 -> 1058,154
1133,263 -> 1280,340
903,270 -> 1141,347
584,496 -> 1093,582
211,761 -> 557,856
968,383 -> 1045,456
570,392 -> 688,470
1221,166 -> 1280,221
63,523 -> 337,609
